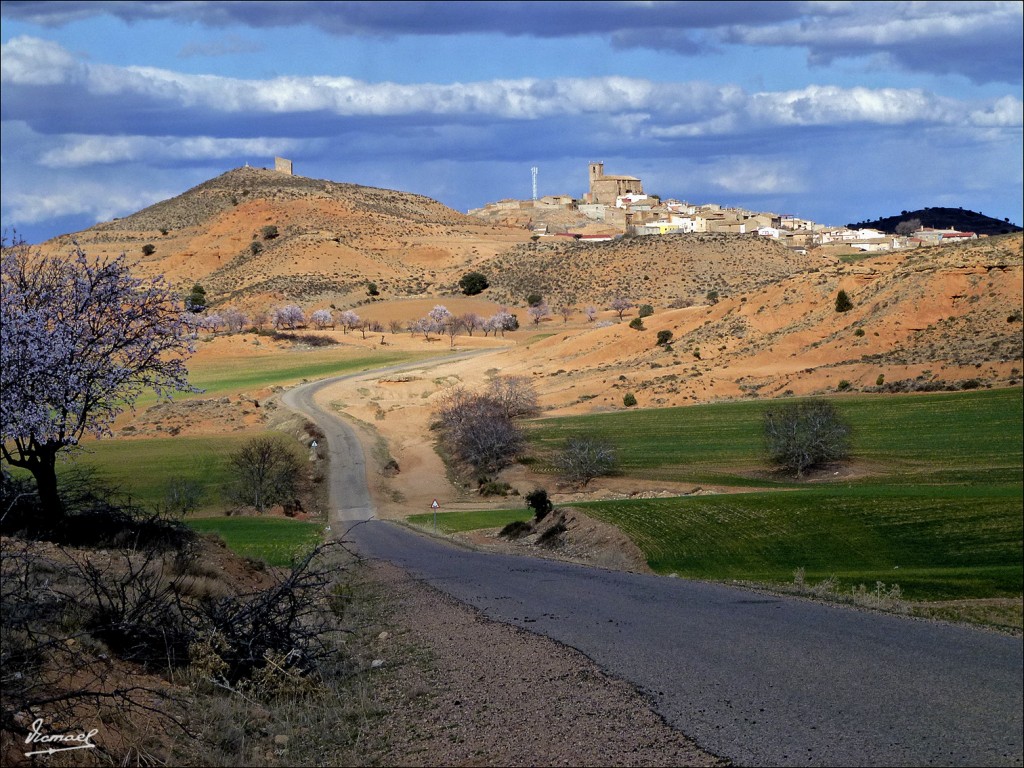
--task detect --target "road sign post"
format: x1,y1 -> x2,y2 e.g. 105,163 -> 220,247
431,499 -> 439,531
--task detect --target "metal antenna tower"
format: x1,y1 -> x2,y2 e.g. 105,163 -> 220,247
531,166 -> 538,201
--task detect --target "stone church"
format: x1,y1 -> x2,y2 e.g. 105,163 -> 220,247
586,162 -> 643,205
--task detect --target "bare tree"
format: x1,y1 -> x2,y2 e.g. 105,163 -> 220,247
554,436 -> 618,487
388,319 -> 404,334
460,312 -> 483,336
226,435 -> 306,514
444,316 -> 465,348
486,375 -> 540,419
763,399 -> 851,477
584,306 -> 598,322
558,305 -> 574,323
433,387 -> 525,474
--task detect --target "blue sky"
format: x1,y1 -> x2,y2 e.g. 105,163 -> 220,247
2,1 -> 1022,243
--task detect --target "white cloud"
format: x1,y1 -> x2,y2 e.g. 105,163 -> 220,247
39,135 -> 307,168
2,183 -> 172,225
4,36 -> 1018,138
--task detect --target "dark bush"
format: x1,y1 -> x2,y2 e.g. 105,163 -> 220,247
499,520 -> 533,539
459,271 -> 489,295
525,488 -> 553,522
656,330 -> 673,346
835,290 -> 854,312
629,317 -> 644,330
638,304 -> 654,318
623,393 -> 637,407
141,243 -> 156,256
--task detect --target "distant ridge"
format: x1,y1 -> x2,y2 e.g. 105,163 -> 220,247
847,206 -> 1021,236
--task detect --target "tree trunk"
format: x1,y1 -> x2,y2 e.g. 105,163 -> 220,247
28,452 -> 66,528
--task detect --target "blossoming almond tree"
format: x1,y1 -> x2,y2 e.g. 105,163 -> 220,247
1,238 -> 197,523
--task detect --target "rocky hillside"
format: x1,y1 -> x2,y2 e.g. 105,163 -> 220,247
477,233 -> 827,307
484,233 -> 1023,412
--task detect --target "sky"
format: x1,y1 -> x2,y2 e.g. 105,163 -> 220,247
2,1 -> 1022,244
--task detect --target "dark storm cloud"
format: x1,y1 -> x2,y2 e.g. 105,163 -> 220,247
5,1 -> 1018,84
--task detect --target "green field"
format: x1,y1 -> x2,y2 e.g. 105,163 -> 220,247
444,389 -> 1023,609
48,433 -> 258,513
187,516 -> 324,566
525,388 -> 1024,486
139,348 -> 421,404
407,508 -> 530,533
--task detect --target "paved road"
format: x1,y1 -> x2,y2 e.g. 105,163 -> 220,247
285,372 -> 1024,767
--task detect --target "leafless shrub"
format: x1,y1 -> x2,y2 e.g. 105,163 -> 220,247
553,436 -> 618,487
486,375 -> 540,419
433,387 -> 525,475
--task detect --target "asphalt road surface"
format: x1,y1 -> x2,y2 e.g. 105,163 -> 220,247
285,372 -> 1024,767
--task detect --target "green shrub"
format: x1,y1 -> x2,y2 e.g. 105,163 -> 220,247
261,225 -> 279,240
638,304 -> 654,318
526,293 -> 543,307
656,330 -> 673,346
835,290 -> 854,312
249,241 -> 263,256
366,282 -> 380,297
459,271 -> 489,295
628,317 -> 644,330
623,393 -> 637,407
854,328 -> 865,337
837,380 -> 852,391
876,374 -> 885,386
141,243 -> 156,256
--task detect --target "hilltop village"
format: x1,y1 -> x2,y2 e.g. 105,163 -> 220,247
468,161 -> 981,256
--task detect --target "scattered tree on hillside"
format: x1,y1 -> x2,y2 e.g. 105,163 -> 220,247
226,435 -> 305,514
553,436 -> 618,487
763,399 -> 851,478
460,313 -> 484,336
584,306 -> 597,322
638,304 -> 654,318
310,309 -> 334,329
204,312 -> 225,334
835,290 -> 854,313
272,304 -> 305,329
222,308 -> 248,333
526,293 -> 543,307
459,271 -> 490,296
528,302 -> 551,325
388,319 -> 404,334
443,315 -> 465,348
558,305 -> 574,323
366,281 -> 380,297
610,296 -> 634,321
629,317 -> 644,330
260,225 -> 279,240
337,310 -> 360,333
186,283 -> 207,313
706,290 -> 719,305
141,243 -> 156,256
656,329 -> 673,346
0,238 -> 196,523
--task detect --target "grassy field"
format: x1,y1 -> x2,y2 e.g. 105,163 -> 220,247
407,508 -> 530,533
187,516 -> 324,566
138,347 -> 421,404
525,388 -> 1023,486
49,433 -> 258,513
445,389 -> 1023,614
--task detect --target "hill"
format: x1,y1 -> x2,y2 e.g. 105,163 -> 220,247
43,166 -> 531,308
847,207 -> 1021,236
477,233 -> 825,307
